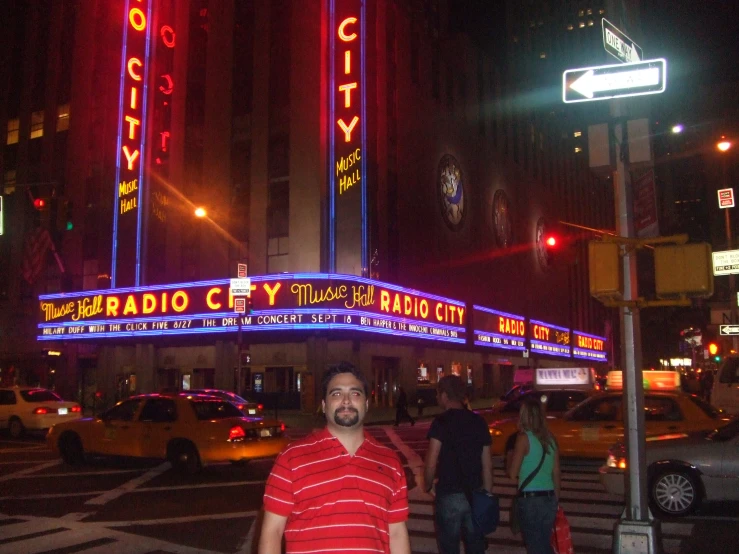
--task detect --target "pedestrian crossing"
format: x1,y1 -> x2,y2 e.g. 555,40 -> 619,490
0,424 -> 701,554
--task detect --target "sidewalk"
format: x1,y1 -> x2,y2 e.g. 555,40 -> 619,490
268,397 -> 495,429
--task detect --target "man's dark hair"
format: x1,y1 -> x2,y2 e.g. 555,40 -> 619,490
321,362 -> 370,398
437,374 -> 466,402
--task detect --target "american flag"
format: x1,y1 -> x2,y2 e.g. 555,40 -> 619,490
21,227 -> 53,284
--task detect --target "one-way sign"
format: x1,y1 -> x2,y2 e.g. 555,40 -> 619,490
720,325 -> 739,336
602,19 -> 643,64
563,58 -> 666,104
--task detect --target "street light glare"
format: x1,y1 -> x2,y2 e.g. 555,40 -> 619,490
194,207 -> 207,218
717,140 -> 732,152
671,124 -> 683,134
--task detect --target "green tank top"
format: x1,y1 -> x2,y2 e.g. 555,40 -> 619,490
518,430 -> 555,491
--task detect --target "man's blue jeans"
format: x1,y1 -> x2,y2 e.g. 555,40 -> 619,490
516,495 -> 557,554
435,492 -> 486,554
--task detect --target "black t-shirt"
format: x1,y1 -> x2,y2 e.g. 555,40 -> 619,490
427,408 -> 492,496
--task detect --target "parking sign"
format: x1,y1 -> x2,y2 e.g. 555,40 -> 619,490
718,188 -> 734,208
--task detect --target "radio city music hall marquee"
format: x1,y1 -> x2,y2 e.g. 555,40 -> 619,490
472,305 -> 527,352
37,275 -> 467,345
572,331 -> 607,362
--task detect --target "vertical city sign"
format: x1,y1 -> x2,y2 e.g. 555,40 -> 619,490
144,0 -> 176,284
529,319 -> 571,357
113,0 -> 153,287
472,305 -> 527,352
601,19 -> 643,64
572,330 -> 608,362
329,0 -> 367,275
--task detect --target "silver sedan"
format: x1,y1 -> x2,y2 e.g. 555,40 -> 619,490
599,417 -> 739,516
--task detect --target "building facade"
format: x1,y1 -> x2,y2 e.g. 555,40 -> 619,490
0,0 -> 611,410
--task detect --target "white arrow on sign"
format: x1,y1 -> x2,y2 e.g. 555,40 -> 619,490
570,66 -> 660,99
720,325 -> 739,335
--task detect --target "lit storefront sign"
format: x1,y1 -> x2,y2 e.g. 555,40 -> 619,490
37,274 -> 466,344
112,0 -> 153,287
329,0 -> 367,275
529,319 -> 571,357
472,305 -> 526,352
572,330 -> 608,362
536,367 -> 593,387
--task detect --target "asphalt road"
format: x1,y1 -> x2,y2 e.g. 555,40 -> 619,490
1,423 -> 738,554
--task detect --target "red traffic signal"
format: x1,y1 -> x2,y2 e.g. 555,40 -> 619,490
545,235 -> 557,248
708,343 -> 719,356
33,198 -> 46,210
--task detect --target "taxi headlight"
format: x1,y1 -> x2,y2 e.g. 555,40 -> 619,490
606,454 -> 627,469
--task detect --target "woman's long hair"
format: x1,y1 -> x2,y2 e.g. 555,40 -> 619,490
519,396 -> 556,453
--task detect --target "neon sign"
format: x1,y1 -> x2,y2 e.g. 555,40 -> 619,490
113,0 -> 153,287
472,305 -> 527,352
529,319 -> 571,357
37,274 -> 466,345
572,330 -> 607,362
329,0 -> 367,275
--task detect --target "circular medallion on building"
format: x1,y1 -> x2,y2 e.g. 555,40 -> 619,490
437,154 -> 466,231
535,217 -> 551,269
492,189 -> 512,248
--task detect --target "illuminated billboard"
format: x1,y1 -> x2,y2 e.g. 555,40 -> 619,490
37,274 -> 466,345
572,330 -> 608,362
112,0 -> 153,287
472,305 -> 526,352
529,319 -> 571,358
329,0 -> 367,275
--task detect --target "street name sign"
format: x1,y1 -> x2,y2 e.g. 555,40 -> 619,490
563,58 -> 666,104
229,278 -> 252,296
602,19 -> 643,63
712,249 -> 739,276
720,325 -> 739,336
718,188 -> 735,209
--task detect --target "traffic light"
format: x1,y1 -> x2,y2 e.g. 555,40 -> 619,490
55,199 -> 73,231
247,295 -> 254,314
588,241 -> 622,300
708,342 -> 721,362
33,198 -> 46,210
654,243 -> 713,299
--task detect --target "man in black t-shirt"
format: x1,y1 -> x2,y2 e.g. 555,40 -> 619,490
423,375 -> 493,554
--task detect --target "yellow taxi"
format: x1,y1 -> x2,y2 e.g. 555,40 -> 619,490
47,393 -> 288,473
489,391 -> 727,458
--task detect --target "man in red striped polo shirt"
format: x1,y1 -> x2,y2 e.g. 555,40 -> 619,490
259,363 -> 411,554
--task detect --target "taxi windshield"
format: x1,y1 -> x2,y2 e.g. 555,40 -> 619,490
190,399 -> 243,420
21,389 -> 62,402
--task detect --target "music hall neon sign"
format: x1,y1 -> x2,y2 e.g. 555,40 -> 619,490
112,0 -> 153,287
529,319 -> 571,358
572,330 -> 608,362
37,274 -> 467,345
472,305 -> 527,352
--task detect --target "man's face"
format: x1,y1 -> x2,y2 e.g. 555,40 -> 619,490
322,372 -> 368,430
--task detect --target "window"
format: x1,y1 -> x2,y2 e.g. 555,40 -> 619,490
539,52 -> 547,59
0,390 -> 17,405
102,398 -> 143,421
566,24 -> 574,31
3,169 -> 17,194
578,9 -> 585,17
643,397 -> 682,422
57,103 -> 70,132
30,111 -> 44,139
718,358 -> 739,383
6,118 -> 19,145
587,20 -> 594,26
190,399 -> 243,420
579,22 -> 585,28
574,147 -> 582,153
139,398 -> 177,422
573,130 -> 582,138
20,389 -> 62,402
570,396 -> 621,421
686,395 -> 720,419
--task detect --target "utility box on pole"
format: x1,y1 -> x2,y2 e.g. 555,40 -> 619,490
589,241 -> 623,300
654,243 -> 714,298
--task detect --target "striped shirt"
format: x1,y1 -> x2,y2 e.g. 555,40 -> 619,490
263,427 -> 409,554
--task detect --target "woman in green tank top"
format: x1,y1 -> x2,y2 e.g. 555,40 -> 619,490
507,396 -> 561,554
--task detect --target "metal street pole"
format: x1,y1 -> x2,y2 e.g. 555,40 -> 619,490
611,102 -> 660,552
723,157 -> 738,353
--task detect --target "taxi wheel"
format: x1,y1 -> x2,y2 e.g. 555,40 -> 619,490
650,469 -> 701,517
59,432 -> 85,465
168,441 -> 201,475
9,417 -> 25,439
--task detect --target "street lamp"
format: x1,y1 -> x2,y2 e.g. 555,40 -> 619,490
194,207 -> 207,218
671,124 -> 684,134
718,138 -> 736,350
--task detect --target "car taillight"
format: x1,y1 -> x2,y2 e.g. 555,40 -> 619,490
280,423 -> 285,432
70,405 -> 81,413
257,404 -> 264,411
237,404 -> 245,410
229,426 -> 246,442
32,407 -> 50,415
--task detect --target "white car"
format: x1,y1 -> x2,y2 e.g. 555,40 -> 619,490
0,386 -> 82,438
599,417 -> 739,516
